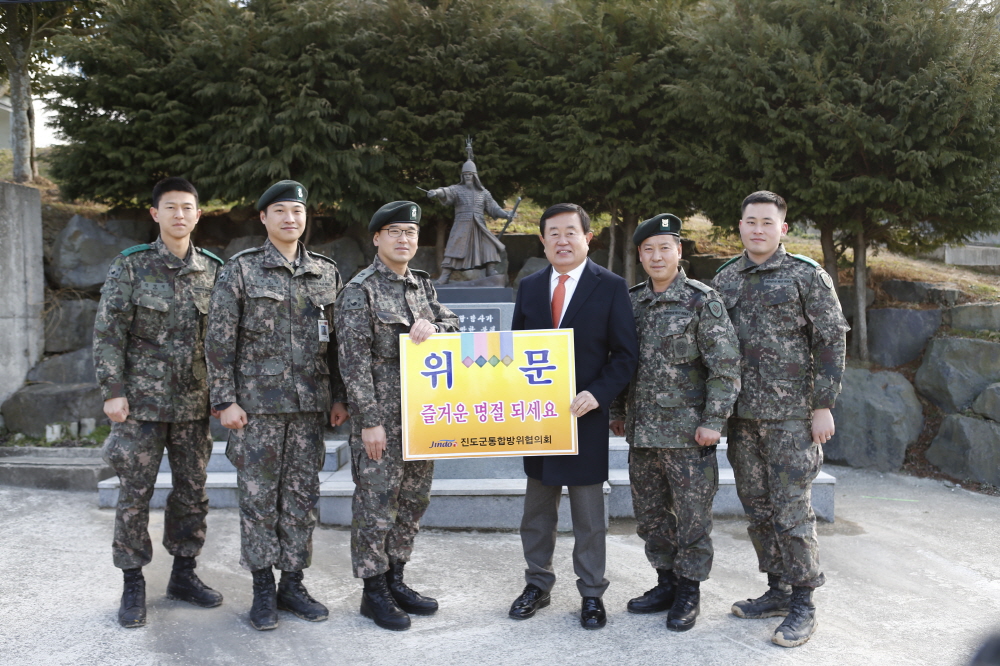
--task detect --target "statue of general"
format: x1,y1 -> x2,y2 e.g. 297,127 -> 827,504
426,140 -> 514,285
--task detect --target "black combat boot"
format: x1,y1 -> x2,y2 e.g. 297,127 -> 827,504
249,568 -> 278,631
732,573 -> 792,619
386,561 -> 438,615
277,570 -> 329,621
772,586 -> 817,648
166,556 -> 223,608
666,577 -> 700,632
361,573 -> 411,631
627,568 -> 676,614
118,568 -> 147,628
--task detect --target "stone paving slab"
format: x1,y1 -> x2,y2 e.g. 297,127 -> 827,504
1,467 -> 997,666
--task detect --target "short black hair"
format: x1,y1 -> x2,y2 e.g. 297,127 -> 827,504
539,203 -> 591,234
741,190 -> 786,217
152,177 -> 199,208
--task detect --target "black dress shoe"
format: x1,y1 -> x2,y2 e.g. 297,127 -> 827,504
581,596 -> 606,630
508,583 -> 551,620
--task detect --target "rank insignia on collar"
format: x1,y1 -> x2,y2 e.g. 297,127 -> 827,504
708,301 -> 724,318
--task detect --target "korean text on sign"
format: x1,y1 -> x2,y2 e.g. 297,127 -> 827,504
400,329 -> 577,460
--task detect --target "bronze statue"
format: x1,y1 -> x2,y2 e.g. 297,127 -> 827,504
426,139 -> 515,285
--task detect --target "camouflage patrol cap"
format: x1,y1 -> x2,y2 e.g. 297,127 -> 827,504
256,180 -> 307,212
369,201 -> 422,233
633,213 -> 682,246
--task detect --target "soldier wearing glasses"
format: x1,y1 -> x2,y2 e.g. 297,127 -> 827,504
335,201 -> 459,631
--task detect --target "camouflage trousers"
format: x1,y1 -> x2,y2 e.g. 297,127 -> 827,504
102,418 -> 212,570
350,430 -> 434,579
226,412 -> 325,572
727,418 -> 825,588
630,445 -> 719,581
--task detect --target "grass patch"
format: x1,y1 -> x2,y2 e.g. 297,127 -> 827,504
0,424 -> 110,448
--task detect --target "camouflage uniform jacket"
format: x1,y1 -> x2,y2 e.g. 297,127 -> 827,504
205,239 -> 345,414
335,256 -> 459,429
94,237 -> 222,422
611,270 -> 741,448
711,244 -> 849,421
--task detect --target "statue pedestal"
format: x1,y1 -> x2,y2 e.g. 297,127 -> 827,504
436,285 -> 513,304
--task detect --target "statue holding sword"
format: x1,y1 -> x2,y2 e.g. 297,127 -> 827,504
422,138 -> 519,285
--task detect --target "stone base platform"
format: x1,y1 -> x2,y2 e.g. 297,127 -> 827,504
97,437 -> 836,526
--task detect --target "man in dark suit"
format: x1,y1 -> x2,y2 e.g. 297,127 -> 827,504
507,203 -> 639,630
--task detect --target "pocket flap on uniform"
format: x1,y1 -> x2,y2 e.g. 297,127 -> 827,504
765,286 -> 797,306
247,287 -> 285,302
310,289 -> 340,309
238,357 -> 284,376
194,288 -> 211,314
375,310 -> 410,326
659,315 -> 694,337
655,392 -> 685,408
133,293 -> 170,312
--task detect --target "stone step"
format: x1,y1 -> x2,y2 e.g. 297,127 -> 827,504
0,455 -> 114,491
606,468 -> 836,523
98,453 -> 834,527
157,440 -> 350,474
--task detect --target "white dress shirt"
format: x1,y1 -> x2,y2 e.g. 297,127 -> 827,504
549,259 -> 588,327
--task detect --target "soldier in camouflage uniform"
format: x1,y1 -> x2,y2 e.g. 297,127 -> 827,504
94,177 -> 224,628
426,139 -> 514,284
335,201 -> 459,631
610,214 -> 740,632
205,180 -> 349,631
712,191 -> 849,648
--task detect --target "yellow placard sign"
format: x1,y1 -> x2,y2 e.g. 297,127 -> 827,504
400,329 -> 578,460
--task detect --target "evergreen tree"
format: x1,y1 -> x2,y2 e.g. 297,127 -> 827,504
517,0 -> 696,283
0,1 -> 96,182
671,0 -> 1000,359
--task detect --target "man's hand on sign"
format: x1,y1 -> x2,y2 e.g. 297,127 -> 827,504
409,319 -> 436,345
362,425 -> 387,460
610,420 -> 625,437
570,390 -> 599,418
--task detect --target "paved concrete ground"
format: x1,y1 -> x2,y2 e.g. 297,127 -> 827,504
1,465 -> 998,666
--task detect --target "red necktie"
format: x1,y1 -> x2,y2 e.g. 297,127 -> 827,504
551,274 -> 570,327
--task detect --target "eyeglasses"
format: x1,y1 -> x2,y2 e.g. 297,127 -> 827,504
382,228 -> 418,239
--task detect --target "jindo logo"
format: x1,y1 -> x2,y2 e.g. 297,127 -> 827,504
430,439 -> 457,448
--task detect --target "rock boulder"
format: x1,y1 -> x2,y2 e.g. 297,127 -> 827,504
26,347 -> 96,384
308,236 -> 366,281
836,284 -> 875,320
972,383 -> 1000,423
221,235 -> 265,261
826,368 -> 923,471
915,337 -> 1000,412
44,298 -> 98,353
867,308 -> 941,368
926,415 -> 1000,486
47,215 -> 142,291
513,257 -> 551,291
947,303 -> 1000,332
1,383 -> 105,438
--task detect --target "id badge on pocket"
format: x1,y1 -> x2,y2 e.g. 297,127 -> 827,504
318,319 -> 330,342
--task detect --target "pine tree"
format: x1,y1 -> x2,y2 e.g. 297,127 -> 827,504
516,0 -> 697,284
671,0 -> 1000,359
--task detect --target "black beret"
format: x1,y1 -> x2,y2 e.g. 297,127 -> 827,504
369,201 -> 422,233
256,180 -> 307,212
633,213 -> 682,246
